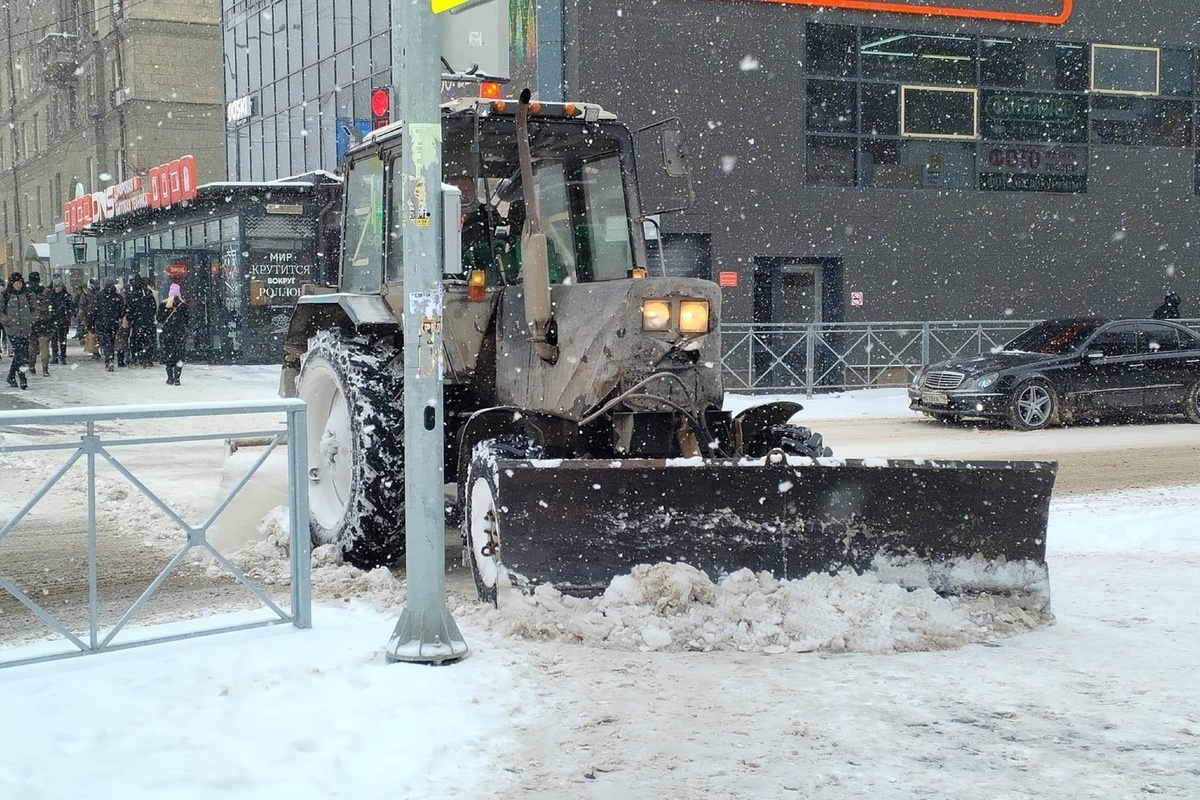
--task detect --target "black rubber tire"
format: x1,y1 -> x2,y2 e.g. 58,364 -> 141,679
1185,379 -> 1200,424
1007,379 -> 1057,431
461,435 -> 544,605
296,329 -> 405,568
747,423 -> 833,458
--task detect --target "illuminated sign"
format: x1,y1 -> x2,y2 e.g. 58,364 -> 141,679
226,95 -> 255,125
755,0 -> 1071,25
63,156 -> 198,234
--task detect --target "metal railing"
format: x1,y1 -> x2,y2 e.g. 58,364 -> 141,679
721,318 -> 1200,394
0,399 -> 310,669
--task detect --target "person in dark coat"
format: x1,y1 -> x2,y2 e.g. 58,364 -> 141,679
25,271 -> 53,376
1152,292 -> 1181,320
125,274 -> 158,367
156,283 -> 191,385
93,279 -> 126,372
1,272 -> 33,389
48,275 -> 75,364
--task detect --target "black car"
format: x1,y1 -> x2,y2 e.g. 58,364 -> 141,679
908,318 -> 1200,430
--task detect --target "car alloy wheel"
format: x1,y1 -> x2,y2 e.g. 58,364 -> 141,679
1010,380 -> 1056,431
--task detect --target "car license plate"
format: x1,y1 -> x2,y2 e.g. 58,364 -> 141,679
921,391 -> 949,406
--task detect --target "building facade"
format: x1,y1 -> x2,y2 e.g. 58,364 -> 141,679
1,0 -> 226,279
565,0 -> 1200,324
221,0 -> 556,181
216,1 -> 1200,325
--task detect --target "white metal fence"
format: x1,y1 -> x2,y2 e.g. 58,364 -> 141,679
721,319 -> 1200,394
0,399 -> 310,669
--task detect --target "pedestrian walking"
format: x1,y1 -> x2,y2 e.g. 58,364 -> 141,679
25,271 -> 53,376
76,278 -> 101,359
94,278 -> 126,372
1152,292 -> 1181,320
1,272 -> 33,389
126,274 -> 157,367
49,275 -> 75,364
156,283 -> 191,385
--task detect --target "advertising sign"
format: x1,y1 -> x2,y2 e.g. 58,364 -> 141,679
978,144 -> 1087,193
246,250 -> 314,307
63,156 -> 198,233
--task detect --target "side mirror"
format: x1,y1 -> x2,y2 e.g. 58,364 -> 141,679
633,117 -> 695,216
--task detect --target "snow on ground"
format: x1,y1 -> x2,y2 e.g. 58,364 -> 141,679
1,350 -> 1198,798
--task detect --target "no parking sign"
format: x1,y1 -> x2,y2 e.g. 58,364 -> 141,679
850,291 -> 864,306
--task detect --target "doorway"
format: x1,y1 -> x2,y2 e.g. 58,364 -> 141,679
752,257 -> 844,387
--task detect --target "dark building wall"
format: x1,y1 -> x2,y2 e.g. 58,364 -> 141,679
566,0 -> 1200,322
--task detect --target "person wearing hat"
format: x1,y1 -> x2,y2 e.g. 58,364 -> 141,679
156,283 -> 190,385
1,272 -> 34,389
1153,292 -> 1182,320
49,275 -> 76,364
24,271 -> 53,376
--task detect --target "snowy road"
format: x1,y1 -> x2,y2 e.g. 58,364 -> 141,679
2,364 -> 1199,798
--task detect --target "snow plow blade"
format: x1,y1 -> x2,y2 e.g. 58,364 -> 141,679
488,456 -> 1056,609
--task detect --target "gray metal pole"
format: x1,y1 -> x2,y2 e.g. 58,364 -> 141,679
386,0 -> 468,664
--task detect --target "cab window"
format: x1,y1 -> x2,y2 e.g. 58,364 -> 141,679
340,155 -> 384,294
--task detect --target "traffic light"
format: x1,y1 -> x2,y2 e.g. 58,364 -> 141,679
370,87 -> 391,130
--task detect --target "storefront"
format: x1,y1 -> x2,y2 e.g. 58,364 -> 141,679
79,170 -> 340,364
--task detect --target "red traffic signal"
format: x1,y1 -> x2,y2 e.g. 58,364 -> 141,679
370,87 -> 391,129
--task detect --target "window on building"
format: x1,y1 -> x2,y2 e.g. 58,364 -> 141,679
806,80 -> 856,134
1159,49 -> 1196,96
980,38 -> 1088,92
1092,44 -> 1159,96
900,86 -> 978,139
860,28 -> 976,85
1091,96 -> 1193,147
806,23 -> 857,78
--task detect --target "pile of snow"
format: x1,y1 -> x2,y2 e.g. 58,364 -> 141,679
459,563 -> 1050,655
217,514 -> 1050,657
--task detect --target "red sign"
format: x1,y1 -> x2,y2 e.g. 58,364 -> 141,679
851,291 -> 864,306
63,155 -> 198,234
718,271 -> 738,288
165,262 -> 188,277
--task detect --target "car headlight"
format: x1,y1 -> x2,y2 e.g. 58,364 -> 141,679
678,300 -> 709,334
911,370 -> 923,388
642,300 -> 671,331
973,371 -> 999,390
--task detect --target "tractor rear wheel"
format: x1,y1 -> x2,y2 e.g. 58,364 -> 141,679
297,329 -> 405,568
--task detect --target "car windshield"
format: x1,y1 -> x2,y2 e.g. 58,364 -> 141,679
1004,320 -> 1103,354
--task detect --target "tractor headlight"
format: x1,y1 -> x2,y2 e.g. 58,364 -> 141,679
973,371 -> 999,390
642,299 -> 671,331
678,300 -> 710,334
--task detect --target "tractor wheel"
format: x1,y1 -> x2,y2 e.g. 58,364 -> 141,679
1184,379 -> 1200,424
748,423 -> 833,459
296,329 -> 405,568
1007,379 -> 1058,431
462,435 -> 544,605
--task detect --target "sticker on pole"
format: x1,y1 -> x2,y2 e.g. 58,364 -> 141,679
431,0 -> 470,12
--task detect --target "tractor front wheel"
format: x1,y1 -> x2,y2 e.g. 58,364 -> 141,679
296,329 -> 405,568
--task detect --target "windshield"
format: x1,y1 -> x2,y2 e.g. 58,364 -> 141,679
443,114 -> 642,283
1004,320 -> 1103,354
